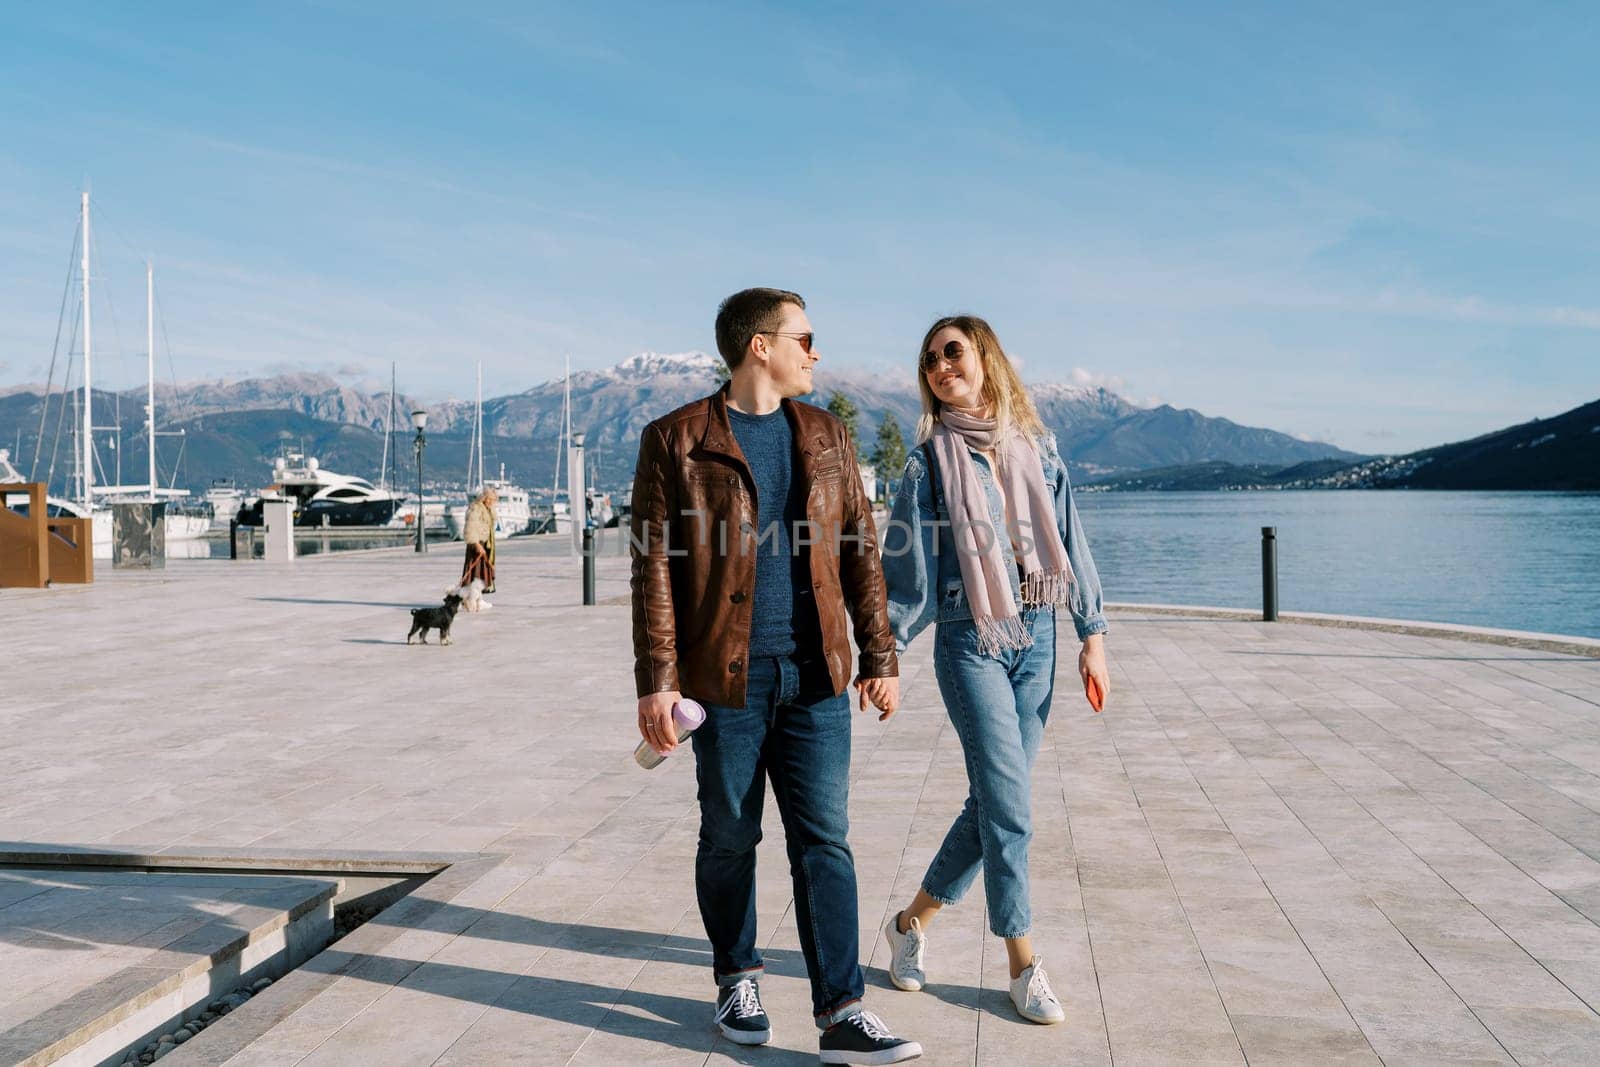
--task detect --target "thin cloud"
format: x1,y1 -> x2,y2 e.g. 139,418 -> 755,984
1372,288 -> 1600,330
479,14 -> 628,65
184,132 -> 608,227
1039,251 -> 1600,331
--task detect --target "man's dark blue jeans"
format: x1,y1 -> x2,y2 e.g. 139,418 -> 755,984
691,654 -> 865,1027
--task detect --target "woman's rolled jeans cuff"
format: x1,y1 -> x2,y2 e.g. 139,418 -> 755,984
918,883 -> 960,907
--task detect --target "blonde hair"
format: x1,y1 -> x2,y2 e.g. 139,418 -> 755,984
913,314 -> 1046,445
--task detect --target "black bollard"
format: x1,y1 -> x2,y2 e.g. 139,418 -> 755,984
1261,525 -> 1278,622
229,519 -> 238,560
582,524 -> 596,606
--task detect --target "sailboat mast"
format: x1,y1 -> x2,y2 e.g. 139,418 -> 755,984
465,366 -> 477,489
476,361 -> 484,489
551,356 -> 569,497
147,259 -> 156,503
80,190 -> 93,509
381,362 -> 395,491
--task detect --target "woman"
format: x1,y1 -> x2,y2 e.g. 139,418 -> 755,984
881,314 -> 1110,1025
461,486 -> 497,598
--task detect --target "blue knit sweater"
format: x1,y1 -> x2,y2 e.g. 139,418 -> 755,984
727,406 -> 821,659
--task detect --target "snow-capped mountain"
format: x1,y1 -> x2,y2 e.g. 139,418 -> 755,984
0,351 -> 1361,492
601,351 -> 726,383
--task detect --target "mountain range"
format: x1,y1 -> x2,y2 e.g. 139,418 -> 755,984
1083,398 -> 1600,492
2,352 -> 1368,494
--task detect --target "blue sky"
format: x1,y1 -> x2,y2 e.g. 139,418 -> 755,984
1,2 -> 1596,453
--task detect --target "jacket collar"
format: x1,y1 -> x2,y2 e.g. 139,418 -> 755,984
699,384 -> 742,463
701,384 -> 834,464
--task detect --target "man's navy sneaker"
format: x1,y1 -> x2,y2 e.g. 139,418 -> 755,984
713,977 -> 771,1045
819,1010 -> 922,1065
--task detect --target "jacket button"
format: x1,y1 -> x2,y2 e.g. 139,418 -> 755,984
731,591 -> 746,603
729,660 -> 743,674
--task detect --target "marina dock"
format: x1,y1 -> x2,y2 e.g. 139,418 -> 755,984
5,538 -> 1600,1064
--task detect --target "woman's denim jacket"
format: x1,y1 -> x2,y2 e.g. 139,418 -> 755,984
883,432 -> 1108,653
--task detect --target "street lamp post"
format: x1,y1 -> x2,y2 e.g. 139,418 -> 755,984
412,409 -> 428,554
570,431 -> 587,555
573,432 -> 596,605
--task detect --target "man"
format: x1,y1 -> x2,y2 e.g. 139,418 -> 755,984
462,486 -> 496,602
631,288 -> 921,1064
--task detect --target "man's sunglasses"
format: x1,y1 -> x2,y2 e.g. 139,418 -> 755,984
760,331 -> 814,354
920,339 -> 969,372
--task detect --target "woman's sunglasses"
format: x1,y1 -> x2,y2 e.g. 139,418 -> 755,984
760,331 -> 814,353
920,339 -> 969,373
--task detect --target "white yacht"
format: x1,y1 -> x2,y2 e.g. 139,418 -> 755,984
1,450 -> 207,554
0,449 -> 68,509
234,453 -> 404,527
204,479 -> 246,529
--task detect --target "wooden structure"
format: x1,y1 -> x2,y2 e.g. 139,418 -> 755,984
0,482 -> 93,587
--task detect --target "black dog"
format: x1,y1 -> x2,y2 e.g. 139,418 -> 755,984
407,592 -> 463,645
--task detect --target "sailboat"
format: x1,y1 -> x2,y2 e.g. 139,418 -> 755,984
532,358 -> 575,535
38,195 -> 207,557
444,363 -> 533,539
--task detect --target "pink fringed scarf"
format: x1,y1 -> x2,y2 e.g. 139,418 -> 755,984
932,407 -> 1075,655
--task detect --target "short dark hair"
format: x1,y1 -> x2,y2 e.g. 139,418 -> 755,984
715,288 -> 805,370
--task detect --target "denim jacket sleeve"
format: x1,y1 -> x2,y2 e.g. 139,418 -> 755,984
883,448 -> 939,654
1043,433 -> 1109,641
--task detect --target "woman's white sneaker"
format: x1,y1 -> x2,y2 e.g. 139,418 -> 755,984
884,912 -> 926,992
1009,956 -> 1065,1024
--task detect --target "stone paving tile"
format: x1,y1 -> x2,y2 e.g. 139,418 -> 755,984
6,543 -> 1600,1063
1110,628 -> 1525,1063
1054,702 -> 1244,1063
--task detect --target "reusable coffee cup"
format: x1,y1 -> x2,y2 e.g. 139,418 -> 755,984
633,698 -> 707,769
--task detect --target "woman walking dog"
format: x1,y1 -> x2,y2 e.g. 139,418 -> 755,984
881,314 -> 1111,1025
461,486 -> 497,602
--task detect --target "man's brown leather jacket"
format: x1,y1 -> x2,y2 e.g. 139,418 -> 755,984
630,386 -> 898,707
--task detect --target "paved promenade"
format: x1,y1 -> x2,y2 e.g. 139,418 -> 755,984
5,535 -> 1600,1064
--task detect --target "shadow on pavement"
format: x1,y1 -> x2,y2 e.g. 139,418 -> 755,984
252,597 -> 422,608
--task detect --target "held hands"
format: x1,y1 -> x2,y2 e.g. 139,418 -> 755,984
854,675 -> 900,721
1079,634 -> 1110,713
637,690 -> 681,756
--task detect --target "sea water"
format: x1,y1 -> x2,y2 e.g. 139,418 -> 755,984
1076,491 -> 1600,640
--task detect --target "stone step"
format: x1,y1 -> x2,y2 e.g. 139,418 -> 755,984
0,868 -> 340,1067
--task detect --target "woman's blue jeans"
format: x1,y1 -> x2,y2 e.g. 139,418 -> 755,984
692,654 -> 865,1026
924,607 -> 1056,938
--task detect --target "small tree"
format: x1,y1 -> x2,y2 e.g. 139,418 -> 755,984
826,390 -> 861,453
870,412 -> 907,503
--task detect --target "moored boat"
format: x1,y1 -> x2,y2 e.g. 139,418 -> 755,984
234,453 -> 404,527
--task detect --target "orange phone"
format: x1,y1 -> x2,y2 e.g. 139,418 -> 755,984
1085,674 -> 1105,713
